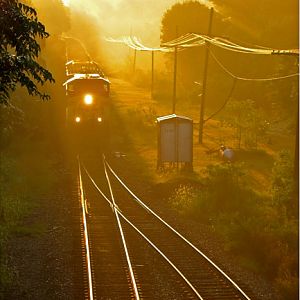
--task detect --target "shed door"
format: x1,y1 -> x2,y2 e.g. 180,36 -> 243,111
160,122 -> 176,162
178,122 -> 192,162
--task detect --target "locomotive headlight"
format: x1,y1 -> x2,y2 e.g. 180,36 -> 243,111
84,94 -> 93,105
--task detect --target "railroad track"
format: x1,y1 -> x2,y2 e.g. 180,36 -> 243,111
77,155 -> 253,300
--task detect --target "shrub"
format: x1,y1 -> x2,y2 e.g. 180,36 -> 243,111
272,150 -> 297,216
169,159 -> 298,298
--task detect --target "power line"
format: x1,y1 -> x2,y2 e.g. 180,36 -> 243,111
105,36 -> 173,52
162,33 -> 299,56
106,33 -> 299,57
209,49 -> 299,81
204,78 -> 237,123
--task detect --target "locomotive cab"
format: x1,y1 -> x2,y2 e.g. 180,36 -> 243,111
64,73 -> 110,126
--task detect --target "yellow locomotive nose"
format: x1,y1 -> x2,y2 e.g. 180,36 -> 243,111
84,94 -> 93,105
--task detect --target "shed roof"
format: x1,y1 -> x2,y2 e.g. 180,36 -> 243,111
156,114 -> 192,123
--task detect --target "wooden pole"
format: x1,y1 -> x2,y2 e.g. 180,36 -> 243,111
172,46 -> 178,113
199,7 -> 214,144
151,51 -> 154,99
133,49 -> 137,74
294,103 -> 299,194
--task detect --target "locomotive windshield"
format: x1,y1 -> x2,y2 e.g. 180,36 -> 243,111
67,79 -> 109,96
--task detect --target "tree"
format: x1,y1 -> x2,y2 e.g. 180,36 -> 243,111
160,1 -> 217,89
221,99 -> 267,149
0,0 -> 54,105
213,0 -> 298,48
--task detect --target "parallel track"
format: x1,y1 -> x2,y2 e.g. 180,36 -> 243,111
77,155 -> 253,299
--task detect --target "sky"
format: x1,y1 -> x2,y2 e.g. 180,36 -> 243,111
63,0 -> 213,46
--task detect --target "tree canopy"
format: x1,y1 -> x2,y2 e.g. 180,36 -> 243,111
0,0 -> 54,105
160,1 -> 298,120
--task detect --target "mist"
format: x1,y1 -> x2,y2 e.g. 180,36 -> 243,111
68,0 -> 212,43
61,0 -> 213,74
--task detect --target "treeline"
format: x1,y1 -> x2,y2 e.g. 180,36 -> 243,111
158,1 -> 298,128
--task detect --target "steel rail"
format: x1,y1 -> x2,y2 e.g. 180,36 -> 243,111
117,211 -> 204,299
77,157 -> 94,300
82,160 -> 203,299
102,155 -> 140,300
104,159 -> 251,300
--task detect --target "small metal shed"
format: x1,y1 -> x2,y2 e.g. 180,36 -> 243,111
156,114 -> 193,169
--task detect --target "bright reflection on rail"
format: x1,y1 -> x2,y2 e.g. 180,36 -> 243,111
80,157 -> 252,300
102,155 -> 140,300
81,159 -> 202,299
77,157 -> 94,300
104,159 -> 251,300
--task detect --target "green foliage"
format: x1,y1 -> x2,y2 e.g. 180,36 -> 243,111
213,0 -> 298,48
0,156 -> 27,293
170,163 -> 248,219
220,99 -> 268,149
205,163 -> 245,203
159,1 -> 298,132
272,150 -> 297,217
0,0 -> 54,104
0,144 -> 58,295
160,2 -> 215,94
161,1 -> 227,43
169,159 -> 298,298
170,184 -> 197,215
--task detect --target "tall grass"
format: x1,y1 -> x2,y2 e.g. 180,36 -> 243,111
0,139 -> 57,297
169,156 -> 298,299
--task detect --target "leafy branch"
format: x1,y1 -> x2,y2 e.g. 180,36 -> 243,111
0,0 -> 55,105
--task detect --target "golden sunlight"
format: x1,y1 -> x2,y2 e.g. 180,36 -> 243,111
62,0 -> 70,7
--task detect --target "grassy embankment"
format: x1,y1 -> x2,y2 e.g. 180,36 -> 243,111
0,105 -> 62,297
108,74 -> 298,299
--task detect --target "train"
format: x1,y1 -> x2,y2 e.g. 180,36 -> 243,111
63,60 -> 110,127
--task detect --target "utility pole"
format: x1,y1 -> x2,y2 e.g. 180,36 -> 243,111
294,103 -> 299,194
133,49 -> 137,74
151,51 -> 154,99
172,26 -> 179,114
173,46 -> 178,113
199,7 -> 214,143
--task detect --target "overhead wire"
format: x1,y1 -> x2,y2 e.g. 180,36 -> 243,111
209,49 -> 299,81
107,33 -> 298,56
201,48 -> 298,123
105,36 -> 173,52
204,78 -> 237,123
162,33 -> 298,56
105,32 -> 298,126
106,34 -> 298,81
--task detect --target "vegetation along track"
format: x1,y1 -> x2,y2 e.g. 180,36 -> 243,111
77,155 -> 254,299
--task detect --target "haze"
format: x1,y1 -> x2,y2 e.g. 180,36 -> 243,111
65,0 -> 213,44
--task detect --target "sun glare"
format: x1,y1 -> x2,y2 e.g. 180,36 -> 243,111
62,0 -> 70,7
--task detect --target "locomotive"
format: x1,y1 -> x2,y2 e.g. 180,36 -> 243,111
63,60 -> 110,126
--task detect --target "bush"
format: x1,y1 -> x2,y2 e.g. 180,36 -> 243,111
169,159 -> 298,298
272,150 -> 297,216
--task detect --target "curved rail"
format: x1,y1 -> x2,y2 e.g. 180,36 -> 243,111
102,155 -> 140,300
82,159 -> 203,299
104,159 -> 251,300
117,211 -> 203,299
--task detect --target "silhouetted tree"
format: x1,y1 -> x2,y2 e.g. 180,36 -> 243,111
160,1 -> 232,101
213,0 -> 298,48
0,0 -> 54,105
160,0 -> 298,123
